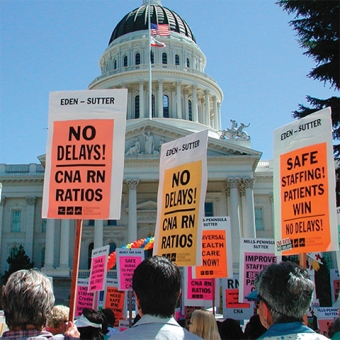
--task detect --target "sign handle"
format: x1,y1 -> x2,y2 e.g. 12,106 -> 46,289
299,253 -> 307,269
69,219 -> 83,321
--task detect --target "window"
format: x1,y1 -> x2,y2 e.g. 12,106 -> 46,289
135,53 -> 140,65
114,59 -> 117,69
152,94 -> 155,117
162,52 -> 167,64
107,220 -> 117,226
150,51 -> 154,64
11,210 -> 21,232
255,208 -> 264,230
163,95 -> 169,118
41,247 -> 45,267
123,55 -> 128,67
186,58 -> 190,67
88,242 -> 94,269
188,100 -> 192,121
88,220 -> 94,226
10,246 -> 18,258
135,96 -> 140,119
204,202 -> 214,217
175,54 -> 180,65
42,219 -> 47,233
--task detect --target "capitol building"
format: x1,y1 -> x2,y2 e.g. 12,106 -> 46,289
0,0 -> 275,302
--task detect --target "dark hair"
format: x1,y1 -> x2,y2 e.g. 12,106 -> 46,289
255,261 -> 314,324
132,256 -> 181,317
244,314 -> 266,339
218,318 -> 245,339
78,308 -> 104,340
328,316 -> 340,338
100,308 -> 115,331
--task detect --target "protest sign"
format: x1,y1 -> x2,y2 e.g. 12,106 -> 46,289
273,108 -> 338,255
76,278 -> 94,317
153,130 -> 208,266
330,269 -> 340,305
42,89 -> 127,219
88,245 -> 109,293
193,216 -> 232,279
116,248 -> 144,291
238,238 -> 278,303
183,266 -> 216,307
222,276 -> 252,321
105,278 -> 126,327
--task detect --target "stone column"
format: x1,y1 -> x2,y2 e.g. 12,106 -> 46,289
226,179 -> 241,264
94,220 -> 104,249
213,96 -> 218,129
127,89 -> 132,119
176,81 -> 182,119
205,90 -> 210,126
25,196 -> 36,259
243,178 -> 256,238
192,85 -> 198,122
58,219 -> 70,270
184,91 -> 189,120
139,81 -> 145,118
216,102 -> 221,130
43,219 -> 56,270
157,80 -> 163,118
126,180 -> 139,243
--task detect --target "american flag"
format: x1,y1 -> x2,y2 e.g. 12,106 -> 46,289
151,23 -> 170,36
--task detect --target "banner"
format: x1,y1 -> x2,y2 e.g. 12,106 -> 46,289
76,278 -> 94,317
273,108 -> 338,255
222,276 -> 252,321
116,248 -> 144,291
193,216 -> 232,279
42,89 -> 127,219
104,278 -> 127,327
88,245 -> 109,293
153,130 -> 208,266
238,238 -> 278,303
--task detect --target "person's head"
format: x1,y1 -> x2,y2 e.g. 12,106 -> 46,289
188,309 -> 221,340
255,261 -> 314,327
48,305 -> 69,335
100,308 -> 115,333
75,308 -> 104,340
1,269 -> 55,330
244,314 -> 266,340
218,318 -> 245,339
132,256 -> 181,318
328,316 -> 340,339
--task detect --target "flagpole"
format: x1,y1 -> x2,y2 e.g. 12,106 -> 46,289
148,0 -> 152,120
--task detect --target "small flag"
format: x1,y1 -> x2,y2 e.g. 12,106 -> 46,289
151,23 -> 170,36
151,36 -> 166,48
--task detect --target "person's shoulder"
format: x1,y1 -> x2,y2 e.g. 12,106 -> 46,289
259,333 -> 330,340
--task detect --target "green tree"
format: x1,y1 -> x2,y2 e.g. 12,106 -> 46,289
2,245 -> 34,284
277,0 -> 340,202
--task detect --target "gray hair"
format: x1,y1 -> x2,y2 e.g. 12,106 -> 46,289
255,261 -> 314,324
1,269 -> 55,330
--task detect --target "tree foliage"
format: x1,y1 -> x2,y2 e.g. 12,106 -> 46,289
2,245 -> 34,284
277,0 -> 340,202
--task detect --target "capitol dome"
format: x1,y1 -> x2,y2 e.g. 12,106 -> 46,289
109,0 -> 196,45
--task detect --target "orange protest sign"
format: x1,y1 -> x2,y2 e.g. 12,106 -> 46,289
280,143 -> 331,254
47,119 -> 114,218
105,286 -> 126,327
225,289 -> 250,309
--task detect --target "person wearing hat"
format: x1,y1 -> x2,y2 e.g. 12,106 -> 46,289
74,308 -> 104,340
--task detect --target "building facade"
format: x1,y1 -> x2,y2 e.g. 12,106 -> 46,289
0,0 -> 275,303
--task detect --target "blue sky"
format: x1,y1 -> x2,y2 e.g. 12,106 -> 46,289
0,0 -> 336,164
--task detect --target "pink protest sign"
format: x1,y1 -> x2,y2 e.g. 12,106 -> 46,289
184,266 -> 214,307
76,279 -> 94,317
88,245 -> 109,293
116,248 -> 144,291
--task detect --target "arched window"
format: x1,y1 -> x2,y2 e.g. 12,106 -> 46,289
152,94 -> 155,117
175,54 -> 180,65
135,53 -> 140,65
135,96 -> 140,119
123,55 -> 128,67
186,58 -> 190,68
150,51 -> 154,64
163,95 -> 169,118
114,59 -> 117,69
162,53 -> 167,64
88,242 -> 94,269
188,100 -> 192,121
41,247 -> 45,267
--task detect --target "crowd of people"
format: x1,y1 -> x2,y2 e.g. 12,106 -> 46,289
0,258 -> 339,339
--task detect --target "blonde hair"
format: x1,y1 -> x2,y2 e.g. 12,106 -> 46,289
190,309 -> 221,340
48,305 -> 69,328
